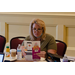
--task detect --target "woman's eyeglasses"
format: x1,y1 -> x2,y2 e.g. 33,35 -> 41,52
33,28 -> 42,32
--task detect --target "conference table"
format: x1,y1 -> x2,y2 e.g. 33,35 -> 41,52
4,53 -> 75,62
4,55 -> 47,62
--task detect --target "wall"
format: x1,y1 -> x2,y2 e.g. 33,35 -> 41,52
0,22 -> 5,36
9,25 -> 29,41
9,24 -> 56,41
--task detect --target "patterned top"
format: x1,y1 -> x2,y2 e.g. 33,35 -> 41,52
21,34 -> 57,52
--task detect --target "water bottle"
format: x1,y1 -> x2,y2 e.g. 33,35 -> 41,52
17,44 -> 22,60
63,55 -> 68,62
60,55 -> 68,62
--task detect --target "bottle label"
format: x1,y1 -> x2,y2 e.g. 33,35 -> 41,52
17,50 -> 21,52
6,52 -> 10,57
17,50 -> 22,60
17,52 -> 22,60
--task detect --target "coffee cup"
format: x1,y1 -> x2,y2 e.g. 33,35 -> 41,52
10,49 -> 16,58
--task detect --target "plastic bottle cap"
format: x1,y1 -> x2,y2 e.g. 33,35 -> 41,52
6,46 -> 9,48
18,44 -> 20,46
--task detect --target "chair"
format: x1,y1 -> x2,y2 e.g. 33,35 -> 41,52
10,36 -> 25,50
0,35 -> 6,52
55,40 -> 67,57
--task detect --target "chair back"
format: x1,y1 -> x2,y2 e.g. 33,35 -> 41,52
0,35 -> 6,52
55,40 -> 67,57
10,37 -> 25,50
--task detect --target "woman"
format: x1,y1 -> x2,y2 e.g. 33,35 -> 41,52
21,18 -> 57,58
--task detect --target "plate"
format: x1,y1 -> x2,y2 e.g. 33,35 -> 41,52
4,56 -> 17,62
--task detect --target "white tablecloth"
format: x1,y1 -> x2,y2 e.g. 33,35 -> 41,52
4,55 -> 47,62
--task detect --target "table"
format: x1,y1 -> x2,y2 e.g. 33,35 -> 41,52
4,55 -> 47,62
67,56 -> 75,62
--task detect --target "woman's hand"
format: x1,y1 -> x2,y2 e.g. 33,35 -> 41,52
36,49 -> 56,58
36,51 -> 46,58
21,46 -> 26,57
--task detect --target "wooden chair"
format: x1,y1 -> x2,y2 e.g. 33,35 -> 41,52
0,35 -> 6,52
45,40 -> 67,62
55,40 -> 67,57
10,36 -> 25,50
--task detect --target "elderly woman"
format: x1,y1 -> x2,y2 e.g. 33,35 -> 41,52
21,18 -> 57,58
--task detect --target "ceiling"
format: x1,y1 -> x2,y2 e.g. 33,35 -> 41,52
0,12 -> 75,15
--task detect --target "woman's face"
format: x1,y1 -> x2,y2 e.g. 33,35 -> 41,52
32,23 -> 43,38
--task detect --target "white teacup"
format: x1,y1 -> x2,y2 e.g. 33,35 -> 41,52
10,49 -> 16,58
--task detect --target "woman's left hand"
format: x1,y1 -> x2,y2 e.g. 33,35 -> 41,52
36,49 -> 56,58
36,51 -> 46,58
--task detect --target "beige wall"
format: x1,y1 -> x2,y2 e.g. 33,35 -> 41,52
0,22 -> 5,36
9,25 -> 29,41
66,27 -> 75,47
8,25 -> 56,41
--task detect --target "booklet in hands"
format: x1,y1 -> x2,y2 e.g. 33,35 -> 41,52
24,41 -> 40,60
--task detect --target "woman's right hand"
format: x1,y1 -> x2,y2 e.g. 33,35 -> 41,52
21,46 -> 26,57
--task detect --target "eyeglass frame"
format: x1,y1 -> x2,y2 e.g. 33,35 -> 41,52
32,28 -> 43,32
